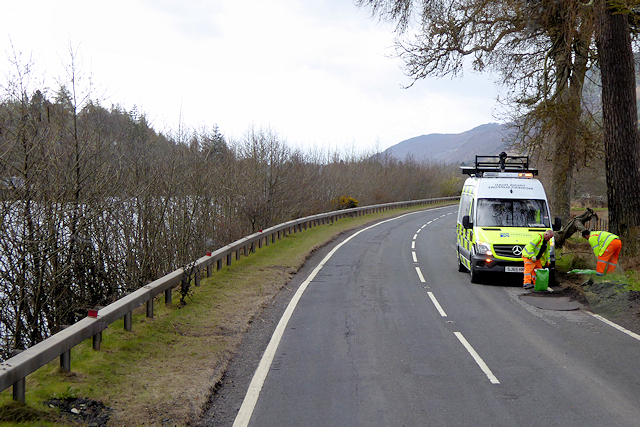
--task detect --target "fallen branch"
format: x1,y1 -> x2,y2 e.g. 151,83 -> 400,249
555,208 -> 599,249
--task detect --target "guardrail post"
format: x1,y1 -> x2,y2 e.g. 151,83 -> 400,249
258,237 -> 263,249
93,331 -> 102,351
207,263 -> 212,277
195,271 -> 200,287
165,287 -> 172,304
9,349 -> 26,403
227,253 -> 232,266
13,378 -> 25,403
124,312 -> 132,331
236,249 -> 240,261
60,349 -> 71,372
147,298 -> 154,318
217,258 -> 223,271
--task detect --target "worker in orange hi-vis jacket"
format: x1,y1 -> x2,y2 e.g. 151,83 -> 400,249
521,230 -> 554,289
582,229 -> 622,276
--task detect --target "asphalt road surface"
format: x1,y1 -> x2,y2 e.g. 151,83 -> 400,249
201,205 -> 640,427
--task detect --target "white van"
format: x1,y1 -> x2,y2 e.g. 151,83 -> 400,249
456,153 -> 561,283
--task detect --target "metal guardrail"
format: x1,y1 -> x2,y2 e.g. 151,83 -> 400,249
0,196 -> 459,402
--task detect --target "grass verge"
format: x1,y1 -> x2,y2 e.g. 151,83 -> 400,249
0,203 -> 455,426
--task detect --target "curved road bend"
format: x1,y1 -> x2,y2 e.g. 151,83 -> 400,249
207,205 -> 640,427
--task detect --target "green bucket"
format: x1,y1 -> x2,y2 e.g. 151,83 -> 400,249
534,268 -> 549,291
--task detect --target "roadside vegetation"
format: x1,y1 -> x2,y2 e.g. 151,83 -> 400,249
556,205 -> 640,291
0,48 -> 462,362
0,204 -> 451,426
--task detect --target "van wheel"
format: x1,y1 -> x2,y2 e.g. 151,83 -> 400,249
457,249 -> 466,272
470,265 -> 482,284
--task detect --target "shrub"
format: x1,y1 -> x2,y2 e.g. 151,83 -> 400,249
333,196 -> 359,210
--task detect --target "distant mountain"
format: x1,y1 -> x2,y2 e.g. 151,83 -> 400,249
383,123 -> 515,164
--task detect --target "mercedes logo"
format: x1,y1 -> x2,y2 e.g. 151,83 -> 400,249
512,245 -> 523,256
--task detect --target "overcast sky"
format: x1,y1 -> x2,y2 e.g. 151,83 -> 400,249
2,0 -> 502,152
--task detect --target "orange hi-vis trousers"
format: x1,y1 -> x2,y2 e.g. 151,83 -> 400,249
596,238 -> 622,276
523,257 -> 543,285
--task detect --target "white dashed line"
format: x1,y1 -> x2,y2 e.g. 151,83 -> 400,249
428,292 -> 447,317
454,332 -> 500,385
412,252 -> 418,263
415,266 -> 426,283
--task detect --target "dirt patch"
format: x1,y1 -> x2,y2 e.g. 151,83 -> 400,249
45,397 -> 111,427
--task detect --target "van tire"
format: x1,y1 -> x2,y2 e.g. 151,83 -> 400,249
457,249 -> 466,272
470,265 -> 482,284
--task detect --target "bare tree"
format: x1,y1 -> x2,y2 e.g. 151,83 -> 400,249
358,0 -> 607,222
0,43 -> 463,360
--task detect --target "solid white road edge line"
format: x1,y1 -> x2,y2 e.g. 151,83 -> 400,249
415,266 -> 426,283
427,292 -> 447,317
232,210 -> 431,427
454,332 -> 501,385
587,312 -> 640,342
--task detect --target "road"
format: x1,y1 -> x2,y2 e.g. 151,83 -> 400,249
204,205 -> 640,427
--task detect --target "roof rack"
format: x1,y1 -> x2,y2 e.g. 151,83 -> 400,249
460,152 -> 538,177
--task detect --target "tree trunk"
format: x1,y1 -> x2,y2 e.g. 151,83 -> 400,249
549,12 -> 592,223
551,105 -> 578,222
596,0 -> 640,236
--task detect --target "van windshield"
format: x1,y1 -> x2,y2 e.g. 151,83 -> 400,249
476,199 -> 550,228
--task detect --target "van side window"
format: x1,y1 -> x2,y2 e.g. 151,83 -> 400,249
458,195 -> 472,223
